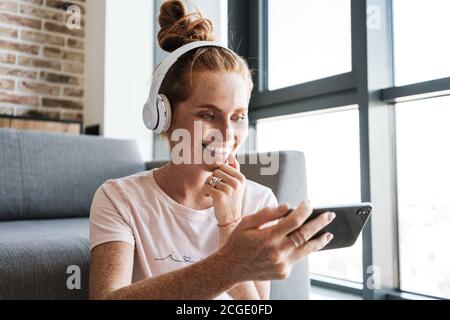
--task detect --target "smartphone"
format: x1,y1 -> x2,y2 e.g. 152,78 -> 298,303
286,203 -> 373,251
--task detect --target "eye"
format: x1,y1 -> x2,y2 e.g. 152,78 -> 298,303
234,114 -> 248,123
198,113 -> 217,121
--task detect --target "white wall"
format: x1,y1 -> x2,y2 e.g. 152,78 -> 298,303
191,0 -> 228,46
85,0 -> 154,161
84,0 -> 106,133
103,0 -> 154,161
85,0 -> 228,161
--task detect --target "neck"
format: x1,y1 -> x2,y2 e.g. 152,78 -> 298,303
154,162 -> 213,210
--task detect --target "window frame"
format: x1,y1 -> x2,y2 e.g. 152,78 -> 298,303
229,0 -> 450,300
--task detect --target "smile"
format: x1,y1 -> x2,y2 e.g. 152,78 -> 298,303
202,143 -> 233,155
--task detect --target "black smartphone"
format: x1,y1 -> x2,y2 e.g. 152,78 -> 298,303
286,203 -> 373,251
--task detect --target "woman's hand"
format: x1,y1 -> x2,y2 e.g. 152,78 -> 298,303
202,154 -> 246,226
218,201 -> 335,282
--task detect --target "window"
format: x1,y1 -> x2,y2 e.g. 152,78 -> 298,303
393,0 -> 450,86
396,96 -> 450,299
231,0 -> 450,299
268,0 -> 352,90
256,107 -> 363,282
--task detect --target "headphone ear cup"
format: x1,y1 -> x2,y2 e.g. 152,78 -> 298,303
162,94 -> 172,133
156,94 -> 172,134
142,97 -> 156,130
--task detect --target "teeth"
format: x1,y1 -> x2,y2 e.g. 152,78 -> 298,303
205,144 -> 232,154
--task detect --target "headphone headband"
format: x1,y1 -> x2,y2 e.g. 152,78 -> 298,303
143,41 -> 236,133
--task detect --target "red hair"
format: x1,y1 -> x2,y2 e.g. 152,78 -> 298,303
157,0 -> 254,116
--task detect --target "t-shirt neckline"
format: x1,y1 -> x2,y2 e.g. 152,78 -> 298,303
148,169 -> 215,221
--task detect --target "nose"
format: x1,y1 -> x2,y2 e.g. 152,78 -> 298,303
217,118 -> 234,143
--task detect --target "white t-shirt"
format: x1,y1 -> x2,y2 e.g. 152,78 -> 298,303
89,169 -> 278,300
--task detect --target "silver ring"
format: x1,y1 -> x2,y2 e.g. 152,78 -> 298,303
288,234 -> 301,248
208,176 -> 222,188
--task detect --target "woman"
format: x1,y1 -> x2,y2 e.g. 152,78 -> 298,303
89,0 -> 335,300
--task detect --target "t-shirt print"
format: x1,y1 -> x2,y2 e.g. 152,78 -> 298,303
154,252 -> 197,264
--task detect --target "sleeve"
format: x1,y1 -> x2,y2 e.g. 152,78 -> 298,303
262,189 -> 279,209
261,189 -> 280,228
89,182 -> 135,251
241,183 -> 280,228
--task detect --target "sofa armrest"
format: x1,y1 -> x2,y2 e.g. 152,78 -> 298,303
238,151 -> 310,300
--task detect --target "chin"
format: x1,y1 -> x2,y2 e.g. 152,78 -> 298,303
201,161 -> 225,172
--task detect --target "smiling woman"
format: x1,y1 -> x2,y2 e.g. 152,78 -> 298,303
165,71 -> 250,167
88,0 -> 335,301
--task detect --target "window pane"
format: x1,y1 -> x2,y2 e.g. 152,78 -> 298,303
268,0 -> 352,90
396,96 -> 450,299
393,0 -> 450,86
256,107 -> 362,282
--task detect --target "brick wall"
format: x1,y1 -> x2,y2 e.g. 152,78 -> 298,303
0,0 -> 85,122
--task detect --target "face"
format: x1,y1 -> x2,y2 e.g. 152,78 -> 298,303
167,71 -> 250,172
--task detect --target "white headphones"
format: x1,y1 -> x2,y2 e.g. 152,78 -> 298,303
143,41 -> 237,134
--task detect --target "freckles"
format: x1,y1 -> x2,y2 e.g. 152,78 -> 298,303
201,124 -> 216,140
235,124 -> 249,136
234,129 -> 248,148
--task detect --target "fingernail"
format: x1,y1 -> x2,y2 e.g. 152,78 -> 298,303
327,233 -> 334,242
329,212 -> 336,221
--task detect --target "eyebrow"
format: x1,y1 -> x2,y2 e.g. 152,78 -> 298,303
195,104 -> 248,113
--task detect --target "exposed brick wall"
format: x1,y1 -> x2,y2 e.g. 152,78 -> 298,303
0,0 -> 85,122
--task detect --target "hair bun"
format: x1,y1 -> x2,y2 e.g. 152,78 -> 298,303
158,0 -> 216,53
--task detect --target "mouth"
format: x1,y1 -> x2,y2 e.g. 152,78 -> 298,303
202,142 -> 234,158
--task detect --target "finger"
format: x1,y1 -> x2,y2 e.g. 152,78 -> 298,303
203,183 -> 221,198
214,180 -> 232,194
219,159 -> 245,182
279,212 -> 334,251
227,153 -> 240,172
289,233 -> 334,261
268,201 -> 313,237
293,211 -> 335,244
239,204 -> 290,230
234,156 -> 240,172
212,169 -> 240,189
220,162 -> 243,180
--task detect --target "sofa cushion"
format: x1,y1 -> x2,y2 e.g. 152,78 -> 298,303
0,128 -> 23,221
0,129 -> 146,221
0,218 -> 89,300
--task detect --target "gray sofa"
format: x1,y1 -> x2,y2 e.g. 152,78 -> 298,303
0,128 -> 309,300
